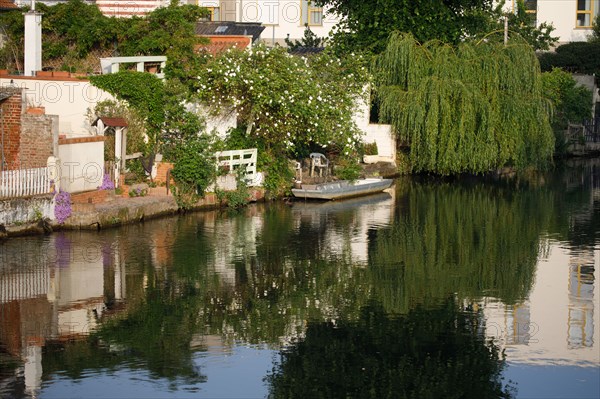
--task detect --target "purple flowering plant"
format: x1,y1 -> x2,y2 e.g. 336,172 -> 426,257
98,173 -> 115,190
54,190 -> 72,224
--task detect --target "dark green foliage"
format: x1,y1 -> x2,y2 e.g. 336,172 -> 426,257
268,301 -> 513,399
90,72 -> 165,143
538,42 -> 600,76
374,33 -> 554,175
541,68 -> 593,149
368,178 -> 548,310
0,0 -> 208,75
284,25 -> 325,51
169,134 -> 218,209
322,0 -> 556,56
323,0 -> 495,55
40,0 -> 116,58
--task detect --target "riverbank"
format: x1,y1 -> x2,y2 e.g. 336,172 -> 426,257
1,186 -> 265,239
1,161 -> 399,240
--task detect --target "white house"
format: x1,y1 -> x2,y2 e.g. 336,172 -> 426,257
503,0 -> 598,43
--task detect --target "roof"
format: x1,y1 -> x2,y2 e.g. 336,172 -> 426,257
0,0 -> 17,10
195,22 -> 265,43
196,36 -> 252,56
92,117 -> 128,128
0,87 -> 20,102
289,46 -> 326,56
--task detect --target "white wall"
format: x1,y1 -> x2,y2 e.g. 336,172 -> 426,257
537,0 -> 595,43
352,94 -> 396,162
57,139 -> 105,193
0,77 -> 114,137
0,196 -> 54,226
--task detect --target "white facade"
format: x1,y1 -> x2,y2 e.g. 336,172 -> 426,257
57,139 -> 105,193
197,0 -> 338,44
503,0 -> 598,43
537,0 -> 598,43
0,77 -> 114,137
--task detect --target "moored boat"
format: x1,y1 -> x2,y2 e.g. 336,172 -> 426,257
291,178 -> 393,200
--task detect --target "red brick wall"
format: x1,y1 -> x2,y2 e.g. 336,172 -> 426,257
154,162 -> 174,184
0,92 -> 23,170
71,190 -> 108,204
1,89 -> 57,169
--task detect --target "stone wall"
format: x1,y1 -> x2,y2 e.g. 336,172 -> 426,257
20,114 -> 59,168
0,195 -> 54,226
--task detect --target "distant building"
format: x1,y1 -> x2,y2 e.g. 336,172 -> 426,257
196,0 -> 336,45
503,0 -> 598,44
8,1 -> 599,44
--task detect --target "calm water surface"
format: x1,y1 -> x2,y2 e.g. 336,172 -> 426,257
1,159 -> 599,398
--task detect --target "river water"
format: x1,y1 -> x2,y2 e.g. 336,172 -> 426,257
1,159 -> 599,398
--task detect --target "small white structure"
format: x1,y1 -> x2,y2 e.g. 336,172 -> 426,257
353,90 -> 396,165
210,148 -> 263,190
100,56 -> 167,79
57,136 -> 105,193
23,1 -> 42,77
92,117 -> 130,187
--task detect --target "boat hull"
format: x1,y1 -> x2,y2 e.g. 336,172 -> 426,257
291,178 -> 393,200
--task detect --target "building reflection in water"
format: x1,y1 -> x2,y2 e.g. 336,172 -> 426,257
0,234 -> 127,398
568,250 -> 595,349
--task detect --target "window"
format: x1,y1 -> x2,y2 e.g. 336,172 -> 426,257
510,0 -> 537,26
576,0 -> 600,28
206,6 -> 221,21
301,0 -> 323,26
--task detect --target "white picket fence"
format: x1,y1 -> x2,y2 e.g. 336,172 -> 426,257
0,167 -> 53,198
215,148 -> 261,186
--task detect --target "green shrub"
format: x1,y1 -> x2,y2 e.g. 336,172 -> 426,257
538,42 -> 600,76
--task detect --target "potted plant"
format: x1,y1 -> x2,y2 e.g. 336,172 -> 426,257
363,141 -> 379,164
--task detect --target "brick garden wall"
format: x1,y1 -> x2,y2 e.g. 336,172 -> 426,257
0,92 -> 23,169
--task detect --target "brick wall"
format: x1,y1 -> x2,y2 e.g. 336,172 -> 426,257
0,91 -> 23,170
20,114 -> 58,169
1,88 -> 59,170
71,190 -> 108,204
154,162 -> 174,184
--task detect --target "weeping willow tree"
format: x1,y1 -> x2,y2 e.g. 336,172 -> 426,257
374,33 -> 554,175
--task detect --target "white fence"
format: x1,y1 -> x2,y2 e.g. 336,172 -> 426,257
0,167 -> 53,198
215,148 -> 262,186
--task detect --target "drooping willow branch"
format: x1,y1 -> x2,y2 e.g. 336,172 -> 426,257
373,33 -> 554,175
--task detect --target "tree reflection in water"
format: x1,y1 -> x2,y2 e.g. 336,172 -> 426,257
267,300 -> 515,399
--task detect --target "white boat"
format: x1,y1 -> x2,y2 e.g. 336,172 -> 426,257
291,178 -> 393,200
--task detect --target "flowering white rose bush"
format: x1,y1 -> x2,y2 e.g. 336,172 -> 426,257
195,45 -> 369,160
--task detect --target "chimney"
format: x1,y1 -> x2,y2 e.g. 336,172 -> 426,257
24,0 -> 42,77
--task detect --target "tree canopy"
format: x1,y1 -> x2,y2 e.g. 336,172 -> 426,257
194,45 -> 369,195
373,33 -> 554,175
0,0 -> 208,76
322,0 -> 556,55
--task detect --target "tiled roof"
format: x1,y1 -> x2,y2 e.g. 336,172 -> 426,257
0,0 -> 17,10
92,116 -> 128,127
195,22 -> 265,43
